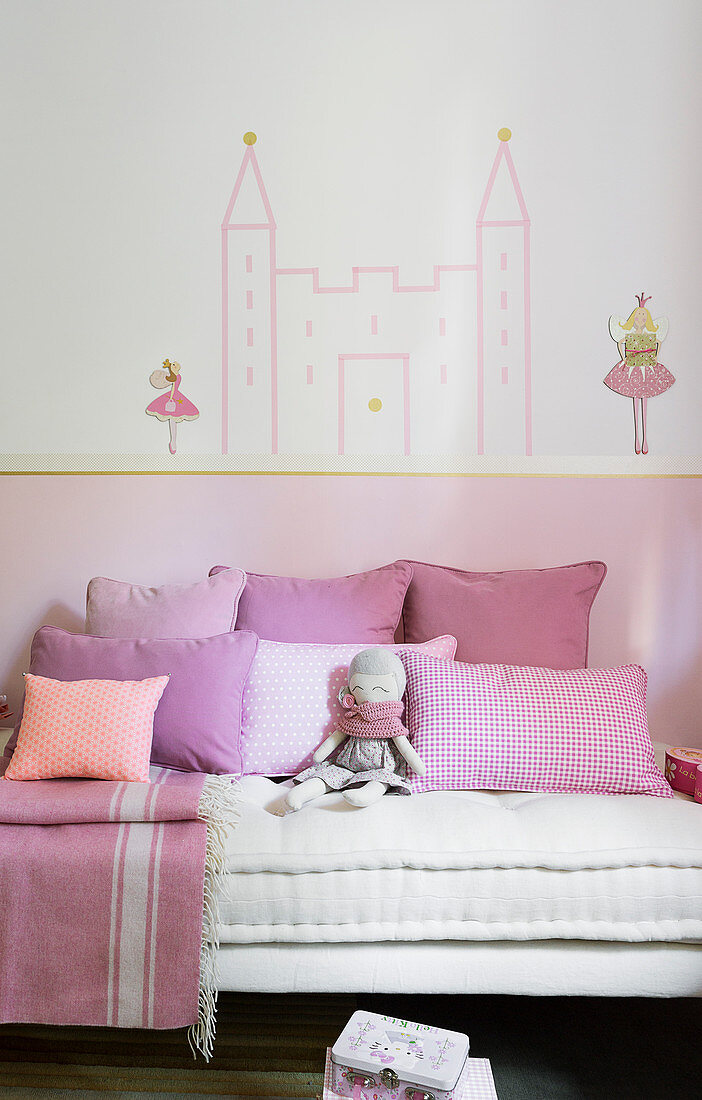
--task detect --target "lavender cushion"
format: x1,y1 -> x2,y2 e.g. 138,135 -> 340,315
209,561 -> 412,643
241,635 -> 457,776
85,569 -> 246,639
402,560 -> 607,668
4,626 -> 258,775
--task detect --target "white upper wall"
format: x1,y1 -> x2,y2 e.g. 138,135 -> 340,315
0,0 -> 699,464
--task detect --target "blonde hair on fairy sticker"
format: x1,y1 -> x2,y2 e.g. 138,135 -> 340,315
621,306 -> 658,333
162,358 -> 179,382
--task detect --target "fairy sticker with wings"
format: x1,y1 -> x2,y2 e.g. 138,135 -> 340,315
604,293 -> 674,455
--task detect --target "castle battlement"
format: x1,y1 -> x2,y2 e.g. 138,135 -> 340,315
275,265 -> 478,295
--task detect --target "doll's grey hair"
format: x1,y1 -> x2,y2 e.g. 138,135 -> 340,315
348,647 -> 407,697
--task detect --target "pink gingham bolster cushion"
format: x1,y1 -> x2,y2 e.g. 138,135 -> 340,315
401,652 -> 672,798
4,673 -> 169,782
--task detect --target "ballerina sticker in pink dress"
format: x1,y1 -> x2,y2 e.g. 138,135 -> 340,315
146,359 -> 199,455
604,293 -> 674,455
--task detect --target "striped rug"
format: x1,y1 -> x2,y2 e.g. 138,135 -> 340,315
0,992 -> 357,1097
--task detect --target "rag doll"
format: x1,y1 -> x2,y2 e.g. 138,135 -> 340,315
284,648 -> 425,811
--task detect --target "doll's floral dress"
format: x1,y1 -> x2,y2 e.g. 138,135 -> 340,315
294,700 -> 412,794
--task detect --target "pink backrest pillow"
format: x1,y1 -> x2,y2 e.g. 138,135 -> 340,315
209,561 -> 412,643
86,568 -> 246,638
5,672 -> 169,782
241,635 -> 457,776
401,559 -> 607,667
402,650 -> 671,798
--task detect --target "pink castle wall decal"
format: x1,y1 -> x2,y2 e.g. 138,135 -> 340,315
221,129 -> 531,459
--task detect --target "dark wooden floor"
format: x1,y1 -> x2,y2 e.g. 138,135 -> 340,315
1,992 -> 700,1098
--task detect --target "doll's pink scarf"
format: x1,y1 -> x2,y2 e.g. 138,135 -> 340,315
339,700 -> 409,740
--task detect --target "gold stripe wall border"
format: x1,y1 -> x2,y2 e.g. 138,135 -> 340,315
1,453 -> 702,478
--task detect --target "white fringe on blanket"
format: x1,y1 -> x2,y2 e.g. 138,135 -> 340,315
188,774 -> 243,1061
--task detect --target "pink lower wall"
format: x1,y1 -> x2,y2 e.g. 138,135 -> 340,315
2,475 -> 701,747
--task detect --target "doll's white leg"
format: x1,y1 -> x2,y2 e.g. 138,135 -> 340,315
169,421 -> 177,455
285,777 -> 330,812
343,780 -> 388,807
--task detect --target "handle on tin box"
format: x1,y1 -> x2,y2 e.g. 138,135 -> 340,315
352,1075 -> 376,1093
405,1090 -> 436,1100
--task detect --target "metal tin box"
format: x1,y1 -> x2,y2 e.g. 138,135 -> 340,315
331,1010 -> 470,1100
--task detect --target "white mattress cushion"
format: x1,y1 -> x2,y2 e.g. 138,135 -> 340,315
218,863 -> 702,944
216,940 -> 702,998
220,744 -> 702,945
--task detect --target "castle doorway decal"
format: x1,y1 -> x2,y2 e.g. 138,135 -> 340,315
337,353 -> 410,456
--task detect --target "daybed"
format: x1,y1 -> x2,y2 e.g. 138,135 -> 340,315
3,558 -> 702,1042
216,743 -> 702,999
1,726 -> 699,1006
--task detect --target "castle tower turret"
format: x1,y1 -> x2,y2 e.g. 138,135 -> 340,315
476,129 -> 532,455
221,133 -> 278,454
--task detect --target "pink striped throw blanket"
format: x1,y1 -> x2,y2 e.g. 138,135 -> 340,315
0,762 -> 240,1058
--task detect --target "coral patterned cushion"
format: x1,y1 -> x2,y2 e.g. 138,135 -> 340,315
4,673 -> 169,782
242,636 -> 457,776
402,652 -> 671,798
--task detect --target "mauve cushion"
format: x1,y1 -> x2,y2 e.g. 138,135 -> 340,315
401,560 -> 607,668
209,561 -> 412,643
4,626 -> 258,775
85,569 -> 246,639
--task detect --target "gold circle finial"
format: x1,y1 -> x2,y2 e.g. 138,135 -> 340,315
497,127 -> 512,142
243,131 -> 257,146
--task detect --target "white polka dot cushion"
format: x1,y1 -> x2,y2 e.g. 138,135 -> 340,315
402,652 -> 672,798
4,673 -> 169,782
241,636 -> 457,776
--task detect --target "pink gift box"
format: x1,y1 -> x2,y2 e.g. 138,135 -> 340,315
695,765 -> 702,805
664,747 -> 702,795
